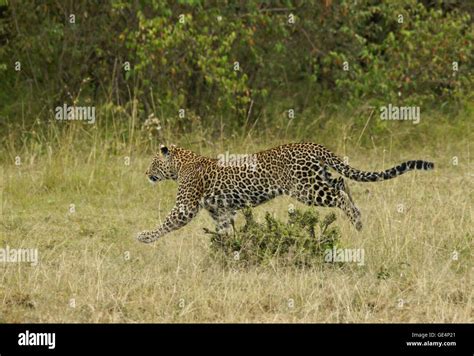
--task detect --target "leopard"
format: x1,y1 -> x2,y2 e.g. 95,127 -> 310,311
136,143 -> 434,243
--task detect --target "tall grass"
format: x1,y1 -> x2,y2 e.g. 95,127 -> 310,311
0,107 -> 472,322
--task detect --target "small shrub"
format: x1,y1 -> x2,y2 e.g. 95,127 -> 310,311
207,207 -> 342,268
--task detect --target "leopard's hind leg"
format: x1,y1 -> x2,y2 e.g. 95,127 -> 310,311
289,179 -> 362,231
323,165 -> 356,205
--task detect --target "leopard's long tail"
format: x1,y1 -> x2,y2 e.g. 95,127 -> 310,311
321,146 -> 434,182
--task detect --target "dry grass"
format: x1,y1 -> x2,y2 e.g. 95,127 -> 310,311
0,131 -> 472,323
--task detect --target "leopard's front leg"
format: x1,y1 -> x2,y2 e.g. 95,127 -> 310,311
137,165 -> 204,244
137,202 -> 200,243
207,209 -> 237,236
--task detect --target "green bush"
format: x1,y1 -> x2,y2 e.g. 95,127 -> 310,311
333,0 -> 474,110
0,1 -> 472,131
207,206 -> 341,268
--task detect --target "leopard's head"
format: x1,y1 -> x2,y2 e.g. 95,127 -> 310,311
145,145 -> 178,183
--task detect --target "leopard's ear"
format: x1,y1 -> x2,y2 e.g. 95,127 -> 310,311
160,144 -> 169,156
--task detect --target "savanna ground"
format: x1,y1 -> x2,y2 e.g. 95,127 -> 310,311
1,115 -> 472,323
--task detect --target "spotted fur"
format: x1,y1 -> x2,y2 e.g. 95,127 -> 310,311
136,143 -> 434,243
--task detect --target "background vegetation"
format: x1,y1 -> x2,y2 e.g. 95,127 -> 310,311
0,0 -> 473,145
0,1 -> 472,323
